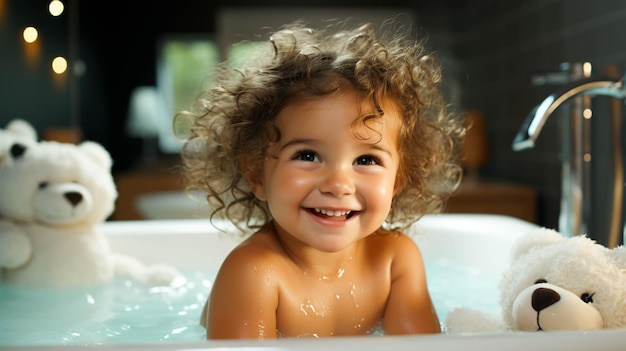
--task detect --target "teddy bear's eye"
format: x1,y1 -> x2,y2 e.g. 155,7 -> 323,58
581,292 -> 595,303
10,143 -> 27,159
534,279 -> 547,284
38,182 -> 49,189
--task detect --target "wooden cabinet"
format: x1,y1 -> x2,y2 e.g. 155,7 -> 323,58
112,168 -> 184,220
444,180 -> 537,223
113,167 -> 538,224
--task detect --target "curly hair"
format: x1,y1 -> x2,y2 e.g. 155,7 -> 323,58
175,19 -> 465,233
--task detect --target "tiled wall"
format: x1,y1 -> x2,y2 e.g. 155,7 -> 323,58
438,0 -> 626,235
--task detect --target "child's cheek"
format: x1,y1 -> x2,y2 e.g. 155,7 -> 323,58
359,175 -> 396,207
289,172 -> 315,188
268,165 -> 315,193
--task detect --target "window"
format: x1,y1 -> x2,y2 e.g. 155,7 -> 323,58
155,35 -> 218,153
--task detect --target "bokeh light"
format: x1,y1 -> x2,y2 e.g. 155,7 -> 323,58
52,56 -> 67,74
49,0 -> 64,16
23,26 -> 38,43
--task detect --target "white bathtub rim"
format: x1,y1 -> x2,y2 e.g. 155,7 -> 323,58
6,215 -> 626,350
102,213 -> 541,271
101,213 -> 538,236
12,328 -> 626,351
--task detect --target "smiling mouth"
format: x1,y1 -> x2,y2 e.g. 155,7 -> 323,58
310,208 -> 357,220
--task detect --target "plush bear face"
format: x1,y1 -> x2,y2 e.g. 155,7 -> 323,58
499,228 -> 626,331
0,140 -> 117,228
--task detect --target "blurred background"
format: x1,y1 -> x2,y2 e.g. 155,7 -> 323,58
2,0 -> 626,239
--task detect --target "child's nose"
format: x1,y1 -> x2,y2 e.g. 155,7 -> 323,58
319,166 -> 355,197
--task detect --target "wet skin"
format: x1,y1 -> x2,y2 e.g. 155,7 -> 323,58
204,88 -> 440,339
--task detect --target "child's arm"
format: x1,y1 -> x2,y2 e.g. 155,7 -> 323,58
382,234 -> 441,334
207,243 -> 279,339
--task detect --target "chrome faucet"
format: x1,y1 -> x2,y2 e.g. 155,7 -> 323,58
512,77 -> 625,151
512,63 -> 625,248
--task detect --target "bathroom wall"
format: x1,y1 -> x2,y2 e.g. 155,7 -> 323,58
2,0 -> 626,236
0,0 -> 73,136
454,0 -> 626,234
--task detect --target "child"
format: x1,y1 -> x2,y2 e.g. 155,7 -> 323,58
176,19 -> 464,339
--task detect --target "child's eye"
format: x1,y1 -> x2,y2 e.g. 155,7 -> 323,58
294,150 -> 320,162
354,155 -> 381,166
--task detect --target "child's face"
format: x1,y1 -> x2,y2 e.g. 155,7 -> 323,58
250,89 -> 401,252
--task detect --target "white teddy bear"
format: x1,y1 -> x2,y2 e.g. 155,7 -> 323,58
445,227 -> 626,333
0,119 -> 38,270
0,123 -> 180,287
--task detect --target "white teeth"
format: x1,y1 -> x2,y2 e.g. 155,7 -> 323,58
314,208 -> 352,217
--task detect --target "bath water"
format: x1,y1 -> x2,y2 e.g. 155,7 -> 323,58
0,261 -> 500,346
0,271 -> 209,346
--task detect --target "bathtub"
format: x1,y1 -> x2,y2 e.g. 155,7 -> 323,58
8,214 -> 626,350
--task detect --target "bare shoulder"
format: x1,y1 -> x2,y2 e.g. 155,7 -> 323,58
218,228 -> 285,274
208,228 -> 284,338
358,229 -> 423,276
375,230 -> 440,334
365,229 -> 422,256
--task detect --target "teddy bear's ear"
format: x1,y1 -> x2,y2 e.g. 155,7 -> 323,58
510,227 -> 566,262
78,141 -> 112,170
607,245 -> 626,268
6,119 -> 37,141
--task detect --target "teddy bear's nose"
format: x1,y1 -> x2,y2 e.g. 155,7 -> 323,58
64,191 -> 83,206
531,287 -> 561,312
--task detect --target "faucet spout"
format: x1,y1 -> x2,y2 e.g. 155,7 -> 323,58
511,64 -> 626,248
512,77 -> 625,151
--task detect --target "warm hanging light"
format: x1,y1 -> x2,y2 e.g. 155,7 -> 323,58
52,56 -> 67,74
23,26 -> 38,43
49,0 -> 64,16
